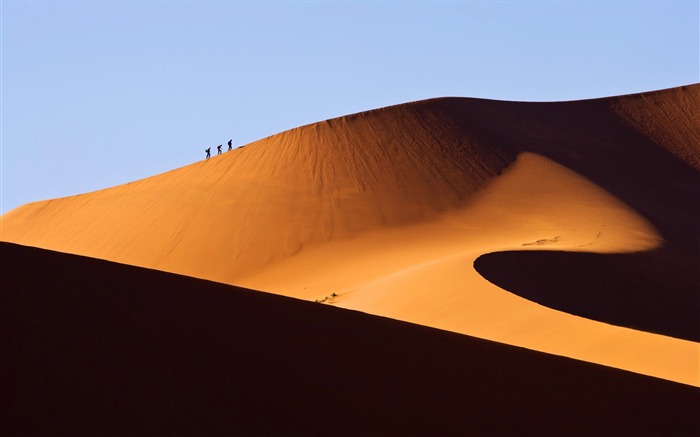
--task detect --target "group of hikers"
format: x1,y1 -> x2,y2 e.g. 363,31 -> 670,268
205,139 -> 233,159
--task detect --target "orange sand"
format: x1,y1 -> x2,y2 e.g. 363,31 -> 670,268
3,85 -> 698,386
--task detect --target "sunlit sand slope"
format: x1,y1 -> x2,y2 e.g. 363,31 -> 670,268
2,85 -> 698,386
1,100 -> 514,276
2,242 -> 699,436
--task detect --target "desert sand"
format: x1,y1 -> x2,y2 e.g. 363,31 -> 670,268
2,241 -> 699,436
1,85 -> 699,433
3,85 -> 698,389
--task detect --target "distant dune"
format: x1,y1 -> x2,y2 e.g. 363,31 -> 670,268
2,242 -> 699,436
2,85 -> 698,390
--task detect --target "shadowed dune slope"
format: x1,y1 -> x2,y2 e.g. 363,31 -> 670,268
460,85 -> 700,343
2,242 -> 699,436
474,250 -> 699,341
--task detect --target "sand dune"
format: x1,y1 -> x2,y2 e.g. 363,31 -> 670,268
2,85 -> 699,388
2,242 -> 699,436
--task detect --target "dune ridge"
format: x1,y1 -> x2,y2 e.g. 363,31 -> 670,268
2,85 -> 699,386
1,99 -> 515,276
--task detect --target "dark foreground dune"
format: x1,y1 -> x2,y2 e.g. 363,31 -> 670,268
2,242 -> 698,436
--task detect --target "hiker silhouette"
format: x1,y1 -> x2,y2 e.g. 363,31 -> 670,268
205,147 -> 211,159
217,145 -> 222,155
227,139 -> 232,151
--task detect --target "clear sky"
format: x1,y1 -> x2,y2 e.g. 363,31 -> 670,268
1,1 -> 698,215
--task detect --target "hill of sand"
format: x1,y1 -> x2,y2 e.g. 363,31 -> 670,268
2,242 -> 699,436
2,85 -> 699,389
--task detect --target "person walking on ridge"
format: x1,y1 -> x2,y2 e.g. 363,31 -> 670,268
227,139 -> 232,151
205,147 -> 211,159
217,144 -> 222,155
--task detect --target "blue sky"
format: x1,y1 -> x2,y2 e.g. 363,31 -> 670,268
1,1 -> 698,215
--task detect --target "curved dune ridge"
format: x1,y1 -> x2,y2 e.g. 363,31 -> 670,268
2,85 -> 699,387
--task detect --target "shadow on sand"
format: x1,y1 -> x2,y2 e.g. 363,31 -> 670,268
474,248 -> 700,342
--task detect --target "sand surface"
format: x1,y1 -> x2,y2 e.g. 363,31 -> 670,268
3,242 -> 699,436
2,85 -> 699,388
